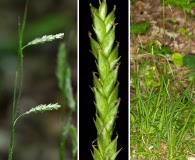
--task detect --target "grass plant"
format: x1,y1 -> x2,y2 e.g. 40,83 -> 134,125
131,58 -> 195,159
8,1 -> 64,159
56,43 -> 77,160
89,0 -> 121,159
131,0 -> 195,159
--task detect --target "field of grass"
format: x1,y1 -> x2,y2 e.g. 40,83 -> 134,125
130,0 -> 195,159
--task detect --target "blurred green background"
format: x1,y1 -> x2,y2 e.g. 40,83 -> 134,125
0,0 -> 77,159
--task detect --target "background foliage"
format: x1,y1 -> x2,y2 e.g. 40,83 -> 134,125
0,0 -> 77,159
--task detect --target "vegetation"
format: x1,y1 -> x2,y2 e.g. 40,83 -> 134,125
7,1 -> 77,159
56,44 -> 77,160
131,0 -> 195,159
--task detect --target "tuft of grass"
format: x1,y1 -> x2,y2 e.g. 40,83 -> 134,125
130,57 -> 195,159
131,1 -> 195,158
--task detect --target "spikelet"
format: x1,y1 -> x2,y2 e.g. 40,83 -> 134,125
89,0 -> 121,159
14,103 -> 61,125
23,33 -> 64,49
25,103 -> 61,114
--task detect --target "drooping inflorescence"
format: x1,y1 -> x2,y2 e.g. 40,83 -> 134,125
89,0 -> 121,159
22,33 -> 64,49
14,103 -> 61,125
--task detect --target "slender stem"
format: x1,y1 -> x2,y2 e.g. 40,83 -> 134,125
183,10 -> 189,53
8,1 -> 28,159
59,90 -> 74,160
16,0 -> 29,113
59,91 -> 66,160
14,113 -> 26,126
162,0 -> 166,44
8,71 -> 18,160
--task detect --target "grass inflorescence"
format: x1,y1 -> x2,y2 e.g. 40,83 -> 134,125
89,0 -> 121,159
14,103 -> 61,125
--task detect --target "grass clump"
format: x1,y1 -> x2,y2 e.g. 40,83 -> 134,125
130,58 -> 195,159
131,1 -> 195,159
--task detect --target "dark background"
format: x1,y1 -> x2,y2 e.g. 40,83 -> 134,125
79,0 -> 129,159
0,0 -> 77,159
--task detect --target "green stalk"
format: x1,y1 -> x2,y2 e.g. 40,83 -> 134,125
89,1 -> 121,159
57,44 -> 68,160
162,0 -> 166,44
59,90 -> 66,160
8,1 -> 28,159
56,44 -> 77,159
